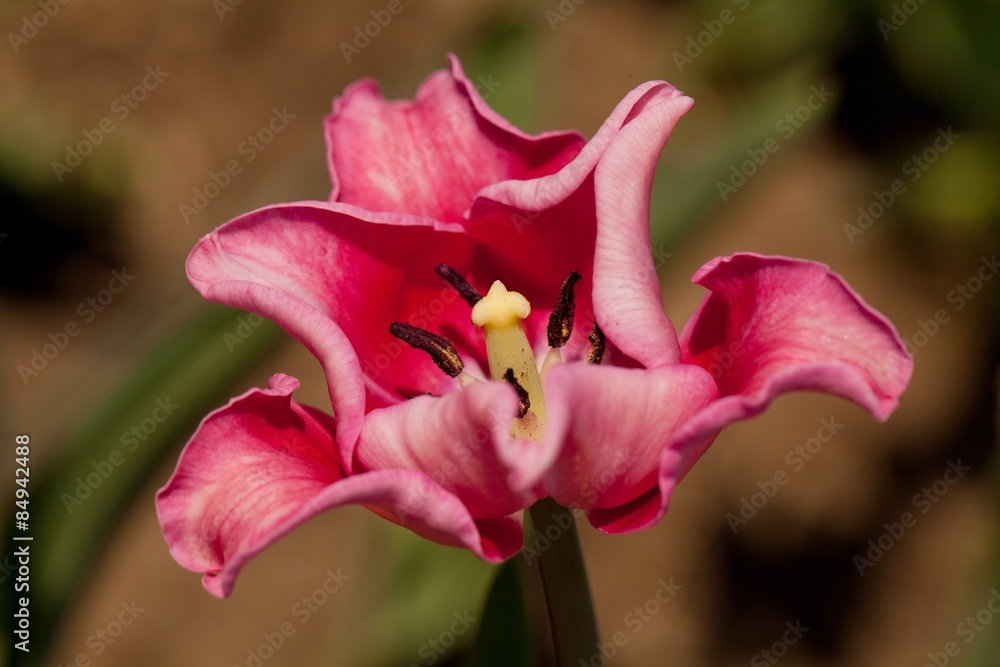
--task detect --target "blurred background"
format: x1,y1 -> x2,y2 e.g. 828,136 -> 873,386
1,0 -> 998,665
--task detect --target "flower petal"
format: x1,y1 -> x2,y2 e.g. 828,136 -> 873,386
155,374 -> 522,598
186,201 -> 483,443
680,253 -> 913,419
532,362 -> 717,509
471,82 -> 694,368
591,84 -> 693,368
324,54 -> 583,222
589,254 -> 914,535
355,380 -> 536,518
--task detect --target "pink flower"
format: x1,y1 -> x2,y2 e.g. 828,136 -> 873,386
157,56 -> 912,597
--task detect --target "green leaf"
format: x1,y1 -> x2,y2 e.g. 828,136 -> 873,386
467,559 -> 536,667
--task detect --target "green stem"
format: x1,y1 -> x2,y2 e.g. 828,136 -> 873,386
528,497 -> 599,666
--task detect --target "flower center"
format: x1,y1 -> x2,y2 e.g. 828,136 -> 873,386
389,265 -> 605,442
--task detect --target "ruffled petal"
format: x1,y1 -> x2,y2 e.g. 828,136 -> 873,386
680,253 -> 913,419
324,54 -> 583,222
471,82 -> 694,367
155,374 -> 522,598
532,363 -> 717,509
590,254 -> 914,535
186,201 -> 481,437
355,380 -> 536,517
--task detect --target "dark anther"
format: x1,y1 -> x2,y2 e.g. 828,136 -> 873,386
434,264 -> 483,306
389,322 -> 464,377
503,368 -> 531,418
547,271 -> 581,348
587,322 -> 605,365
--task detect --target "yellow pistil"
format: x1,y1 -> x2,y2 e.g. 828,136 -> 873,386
471,280 -> 546,440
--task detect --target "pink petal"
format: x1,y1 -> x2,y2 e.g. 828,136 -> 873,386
680,253 -> 913,419
186,201 -> 483,436
666,254 -> 913,503
532,362 -> 717,510
355,380 -> 536,518
591,254 -> 914,535
591,84 -> 693,368
324,55 -> 583,222
156,374 -> 522,598
471,82 -> 694,367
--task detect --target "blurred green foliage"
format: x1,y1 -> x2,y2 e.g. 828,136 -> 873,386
2,308 -> 285,667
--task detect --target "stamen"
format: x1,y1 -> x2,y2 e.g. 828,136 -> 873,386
389,322 -> 464,377
547,271 -> 581,349
503,368 -> 531,418
435,264 -> 483,306
587,323 -> 605,365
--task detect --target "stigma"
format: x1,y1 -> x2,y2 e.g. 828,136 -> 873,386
472,281 -> 546,440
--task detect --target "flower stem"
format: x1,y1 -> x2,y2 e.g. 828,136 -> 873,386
528,497 -> 599,666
